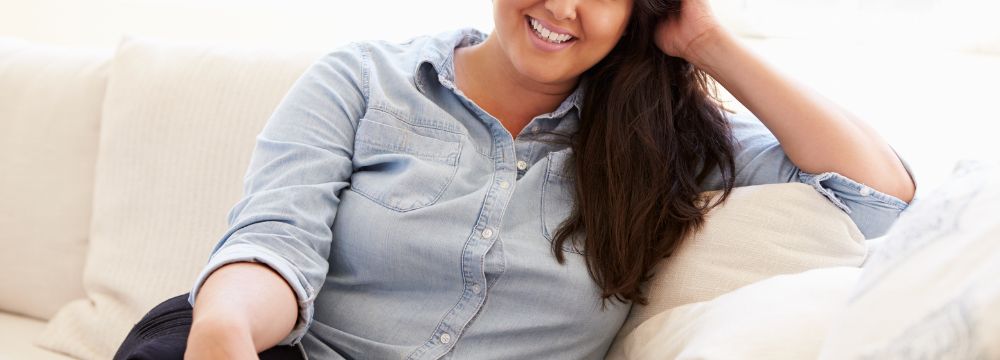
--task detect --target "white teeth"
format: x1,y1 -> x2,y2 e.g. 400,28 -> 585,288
529,17 -> 573,44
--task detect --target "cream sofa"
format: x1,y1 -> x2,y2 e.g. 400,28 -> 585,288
1,35 -> 889,359
0,35 -> 328,359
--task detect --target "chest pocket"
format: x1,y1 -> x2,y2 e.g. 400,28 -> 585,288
540,150 -> 585,254
350,118 -> 462,212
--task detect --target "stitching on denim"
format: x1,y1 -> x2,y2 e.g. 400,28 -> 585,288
541,152 -> 585,254
349,139 -> 462,212
801,172 -> 853,214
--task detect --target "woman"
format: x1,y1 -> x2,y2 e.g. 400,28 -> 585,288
115,0 -> 917,358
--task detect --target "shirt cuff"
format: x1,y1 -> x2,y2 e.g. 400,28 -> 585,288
797,170 -> 910,214
796,144 -> 917,215
797,142 -> 921,239
187,243 -> 317,346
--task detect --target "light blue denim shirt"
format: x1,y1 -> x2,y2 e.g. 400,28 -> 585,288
188,27 -> 917,359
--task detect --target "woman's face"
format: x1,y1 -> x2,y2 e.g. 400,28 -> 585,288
492,0 -> 633,85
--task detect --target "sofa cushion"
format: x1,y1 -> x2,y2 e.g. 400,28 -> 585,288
0,311 -> 76,360
606,182 -> 868,358
0,38 -> 110,320
36,35 -> 323,360
615,267 -> 861,360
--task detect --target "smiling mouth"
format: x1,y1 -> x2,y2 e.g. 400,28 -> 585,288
525,16 -> 577,44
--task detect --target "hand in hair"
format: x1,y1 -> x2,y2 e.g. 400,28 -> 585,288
653,0 -> 726,60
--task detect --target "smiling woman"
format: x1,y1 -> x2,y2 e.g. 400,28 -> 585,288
111,0 -> 915,359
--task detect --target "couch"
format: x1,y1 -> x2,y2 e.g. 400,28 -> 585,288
3,34 -> 996,360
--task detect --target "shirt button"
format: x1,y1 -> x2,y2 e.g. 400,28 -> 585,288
516,160 -> 528,170
482,228 -> 494,238
472,283 -> 481,294
440,333 -> 451,344
499,180 -> 510,189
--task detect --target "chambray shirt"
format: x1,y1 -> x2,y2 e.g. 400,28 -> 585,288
187,27 -> 917,359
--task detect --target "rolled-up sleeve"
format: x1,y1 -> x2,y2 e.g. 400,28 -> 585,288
703,111 -> 917,239
186,42 -> 367,346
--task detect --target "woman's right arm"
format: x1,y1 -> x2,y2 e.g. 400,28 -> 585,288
183,42 -> 369,357
186,262 -> 298,358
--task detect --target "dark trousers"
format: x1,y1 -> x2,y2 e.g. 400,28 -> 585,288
113,293 -> 307,360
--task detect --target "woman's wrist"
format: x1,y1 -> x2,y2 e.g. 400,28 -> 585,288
682,25 -> 740,76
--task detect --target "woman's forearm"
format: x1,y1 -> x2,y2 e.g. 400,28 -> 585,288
189,261 -> 299,354
687,28 -> 916,203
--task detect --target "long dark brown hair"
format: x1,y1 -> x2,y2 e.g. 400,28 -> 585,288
550,0 -> 738,308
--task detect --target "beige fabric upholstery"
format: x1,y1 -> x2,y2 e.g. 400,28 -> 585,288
606,182 -> 868,358
0,311 -> 76,360
0,38 -> 110,320
36,35 -> 322,360
614,267 -> 860,360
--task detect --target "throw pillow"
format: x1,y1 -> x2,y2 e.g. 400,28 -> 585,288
617,267 -> 860,359
606,182 -> 868,358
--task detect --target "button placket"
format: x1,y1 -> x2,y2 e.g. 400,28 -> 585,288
417,137 -> 513,359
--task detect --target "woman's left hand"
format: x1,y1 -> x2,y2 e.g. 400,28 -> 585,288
653,0 -> 726,61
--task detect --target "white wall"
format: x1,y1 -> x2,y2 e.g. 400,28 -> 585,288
713,39 -> 1000,199
4,0 -> 997,53
713,0 -> 1000,55
2,0 -> 998,197
0,0 -> 495,50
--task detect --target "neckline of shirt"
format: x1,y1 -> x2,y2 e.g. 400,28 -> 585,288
413,27 -> 586,123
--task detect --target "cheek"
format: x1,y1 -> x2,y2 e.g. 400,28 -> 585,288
579,13 -> 630,59
493,0 -> 534,23
588,6 -> 630,41
493,1 -> 533,45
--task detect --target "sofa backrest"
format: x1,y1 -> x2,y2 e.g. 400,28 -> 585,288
0,38 -> 111,321
33,35 -> 323,360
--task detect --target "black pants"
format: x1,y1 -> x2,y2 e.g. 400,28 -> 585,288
114,293 -> 306,360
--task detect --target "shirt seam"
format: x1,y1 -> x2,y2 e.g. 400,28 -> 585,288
356,41 -> 372,114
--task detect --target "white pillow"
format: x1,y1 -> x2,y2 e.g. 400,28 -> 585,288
35,36 -> 322,360
607,182 -> 868,357
818,159 -> 1000,359
616,267 -> 860,360
0,38 -> 110,320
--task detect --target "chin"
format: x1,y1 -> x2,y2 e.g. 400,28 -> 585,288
524,68 -> 571,84
495,20 -> 585,85
511,54 -> 578,85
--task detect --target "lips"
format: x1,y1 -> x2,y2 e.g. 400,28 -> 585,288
524,18 -> 577,53
524,15 -> 577,52
525,15 -> 578,39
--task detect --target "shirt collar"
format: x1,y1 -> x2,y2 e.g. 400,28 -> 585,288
412,27 -> 585,119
